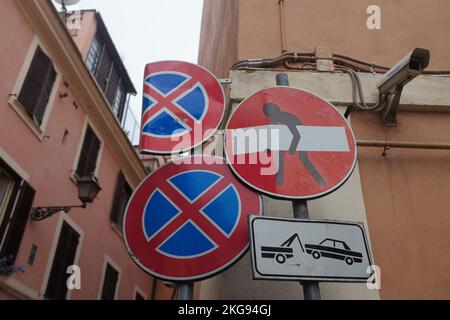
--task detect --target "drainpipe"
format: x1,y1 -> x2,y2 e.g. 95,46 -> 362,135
357,140 -> 450,151
279,0 -> 288,53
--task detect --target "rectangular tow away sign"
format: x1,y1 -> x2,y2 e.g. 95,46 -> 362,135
249,216 -> 374,282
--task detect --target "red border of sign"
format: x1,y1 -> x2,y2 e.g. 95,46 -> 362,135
123,156 -> 263,282
224,86 -> 358,200
139,61 -> 225,155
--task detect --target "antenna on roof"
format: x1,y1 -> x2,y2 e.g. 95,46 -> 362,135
54,0 -> 81,22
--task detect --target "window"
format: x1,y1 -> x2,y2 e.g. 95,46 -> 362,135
320,239 -> 333,247
86,34 -> 103,74
335,241 -> 350,250
100,263 -> 119,300
106,67 -> 120,105
335,242 -> 345,250
0,170 -> 15,224
111,83 -> 126,121
0,159 -> 35,264
110,172 -> 132,231
45,222 -> 80,300
95,49 -> 113,92
17,47 -> 56,126
75,125 -> 101,178
85,31 -> 128,123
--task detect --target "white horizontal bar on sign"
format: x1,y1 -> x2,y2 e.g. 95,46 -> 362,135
231,125 -> 350,155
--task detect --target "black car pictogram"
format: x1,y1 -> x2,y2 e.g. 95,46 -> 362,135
305,239 -> 363,265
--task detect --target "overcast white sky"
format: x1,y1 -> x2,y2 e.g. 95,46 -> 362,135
54,0 -> 204,124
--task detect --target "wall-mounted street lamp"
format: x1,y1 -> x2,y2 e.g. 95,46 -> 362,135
31,175 -> 101,222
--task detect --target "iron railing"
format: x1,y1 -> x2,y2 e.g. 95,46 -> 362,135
121,99 -> 140,146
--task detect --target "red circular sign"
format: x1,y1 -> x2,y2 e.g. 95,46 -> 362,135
123,156 -> 262,281
140,61 -> 225,154
225,87 -> 357,200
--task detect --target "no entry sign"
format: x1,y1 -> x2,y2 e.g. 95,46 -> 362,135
140,61 -> 225,154
225,87 -> 357,200
123,156 -> 262,281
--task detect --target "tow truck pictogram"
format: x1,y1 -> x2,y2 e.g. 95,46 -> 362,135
260,234 -> 305,264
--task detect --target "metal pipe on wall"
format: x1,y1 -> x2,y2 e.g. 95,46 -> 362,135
278,0 -> 288,53
357,140 -> 450,151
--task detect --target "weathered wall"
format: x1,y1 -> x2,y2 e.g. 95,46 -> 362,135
352,111 -> 450,299
237,0 -> 450,69
198,0 -> 239,78
198,0 -> 450,299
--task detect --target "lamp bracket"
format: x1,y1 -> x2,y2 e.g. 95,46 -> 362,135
31,203 -> 86,222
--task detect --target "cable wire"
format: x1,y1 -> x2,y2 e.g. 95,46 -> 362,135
231,51 -> 450,75
336,66 -> 387,111
231,52 -> 449,114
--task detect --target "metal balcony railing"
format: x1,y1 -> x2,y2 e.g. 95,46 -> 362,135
121,100 -> 140,146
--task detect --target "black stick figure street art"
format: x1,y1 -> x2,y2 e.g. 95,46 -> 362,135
263,103 -> 325,186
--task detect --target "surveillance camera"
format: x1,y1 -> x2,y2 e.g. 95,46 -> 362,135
377,48 -> 430,95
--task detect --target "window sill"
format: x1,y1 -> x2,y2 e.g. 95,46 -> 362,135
0,275 -> 42,300
8,98 -> 44,142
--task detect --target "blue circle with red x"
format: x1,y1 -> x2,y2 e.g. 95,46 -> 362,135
123,156 -> 262,282
139,61 -> 225,155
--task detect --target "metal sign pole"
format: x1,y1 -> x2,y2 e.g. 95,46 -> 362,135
292,201 -> 322,300
276,73 -> 321,301
174,143 -> 204,301
177,283 -> 194,300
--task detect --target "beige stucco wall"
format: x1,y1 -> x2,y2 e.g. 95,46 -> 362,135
237,0 -> 450,70
198,0 -> 239,78
198,0 -> 450,300
352,111 -> 450,299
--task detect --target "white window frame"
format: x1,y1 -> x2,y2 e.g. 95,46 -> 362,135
0,147 -> 30,181
40,214 -> 85,300
97,255 -> 122,300
133,285 -> 147,300
0,169 -> 15,229
0,147 -> 30,253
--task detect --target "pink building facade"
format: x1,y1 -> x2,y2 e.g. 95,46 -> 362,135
0,0 -> 154,300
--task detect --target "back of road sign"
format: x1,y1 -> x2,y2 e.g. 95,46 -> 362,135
225,87 -> 357,200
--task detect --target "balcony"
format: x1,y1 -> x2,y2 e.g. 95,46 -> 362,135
121,100 -> 140,146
